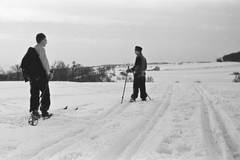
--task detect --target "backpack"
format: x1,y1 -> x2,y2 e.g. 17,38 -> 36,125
20,48 -> 33,82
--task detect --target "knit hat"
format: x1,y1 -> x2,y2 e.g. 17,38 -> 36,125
135,46 -> 142,52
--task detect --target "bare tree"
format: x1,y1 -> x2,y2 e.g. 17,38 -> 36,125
0,67 -> 7,81
52,61 -> 69,81
10,64 -> 21,81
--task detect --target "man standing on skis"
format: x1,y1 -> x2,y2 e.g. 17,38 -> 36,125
27,33 -> 53,118
126,46 -> 147,102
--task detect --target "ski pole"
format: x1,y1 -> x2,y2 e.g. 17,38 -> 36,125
147,93 -> 151,100
39,84 -> 48,108
121,66 -> 129,103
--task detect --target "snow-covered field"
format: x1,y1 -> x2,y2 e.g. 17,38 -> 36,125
0,62 -> 240,160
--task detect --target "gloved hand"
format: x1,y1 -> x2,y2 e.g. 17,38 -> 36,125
48,73 -> 53,80
50,69 -> 54,73
48,70 -> 54,80
126,68 -> 133,73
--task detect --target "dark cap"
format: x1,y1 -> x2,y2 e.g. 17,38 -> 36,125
135,46 -> 142,52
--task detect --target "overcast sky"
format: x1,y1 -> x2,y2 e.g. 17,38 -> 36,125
0,0 -> 240,70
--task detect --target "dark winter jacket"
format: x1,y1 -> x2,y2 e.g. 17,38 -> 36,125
21,47 -> 48,84
131,53 -> 147,76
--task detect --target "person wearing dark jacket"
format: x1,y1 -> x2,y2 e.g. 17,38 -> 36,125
23,33 -> 53,118
126,46 -> 147,102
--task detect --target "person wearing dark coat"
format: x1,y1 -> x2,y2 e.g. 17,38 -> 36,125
126,46 -> 147,102
21,33 -> 53,118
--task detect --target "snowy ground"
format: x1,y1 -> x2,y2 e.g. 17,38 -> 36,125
0,62 -> 240,160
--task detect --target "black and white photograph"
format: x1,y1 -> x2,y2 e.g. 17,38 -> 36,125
0,0 -> 240,159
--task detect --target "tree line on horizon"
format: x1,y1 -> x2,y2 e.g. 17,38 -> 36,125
216,51 -> 240,62
0,61 -> 116,82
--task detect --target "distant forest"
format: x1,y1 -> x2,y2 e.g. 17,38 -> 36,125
217,51 -> 240,62
0,61 -> 117,82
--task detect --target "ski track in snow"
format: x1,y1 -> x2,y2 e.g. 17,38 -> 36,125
43,84 -> 174,160
1,83 -> 174,160
194,84 -> 240,160
3,101 -> 130,160
1,80 -> 240,159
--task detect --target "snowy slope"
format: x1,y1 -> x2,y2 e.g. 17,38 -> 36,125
0,62 -> 240,160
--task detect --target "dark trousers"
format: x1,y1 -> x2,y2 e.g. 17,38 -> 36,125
30,80 -> 50,113
131,74 -> 147,100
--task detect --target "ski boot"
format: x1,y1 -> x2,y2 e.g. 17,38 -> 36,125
130,98 -> 136,103
42,111 -> 53,120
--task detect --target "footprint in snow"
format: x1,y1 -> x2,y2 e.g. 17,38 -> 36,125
170,132 -> 182,139
156,142 -> 173,155
175,143 -> 192,153
63,152 -> 82,160
161,136 -> 172,144
155,136 -> 174,155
